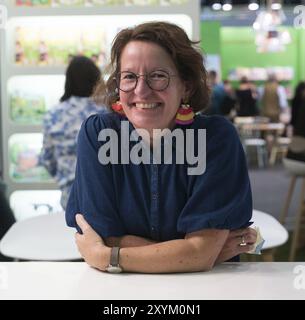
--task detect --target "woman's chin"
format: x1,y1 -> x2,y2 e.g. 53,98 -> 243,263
128,113 -> 162,130
132,119 -> 159,131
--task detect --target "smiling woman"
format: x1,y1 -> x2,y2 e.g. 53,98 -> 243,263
65,21 -> 256,274
116,40 -> 186,138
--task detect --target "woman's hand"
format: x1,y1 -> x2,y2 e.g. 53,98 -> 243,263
75,214 -> 110,271
215,227 -> 257,264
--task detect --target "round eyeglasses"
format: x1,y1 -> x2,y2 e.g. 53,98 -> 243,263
115,70 -> 177,92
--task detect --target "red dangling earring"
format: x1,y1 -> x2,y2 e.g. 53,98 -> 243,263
175,102 -> 195,125
112,101 -> 125,115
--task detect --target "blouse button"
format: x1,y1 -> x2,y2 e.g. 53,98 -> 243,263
151,193 -> 158,200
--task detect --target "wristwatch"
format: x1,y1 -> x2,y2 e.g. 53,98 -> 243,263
106,247 -> 123,273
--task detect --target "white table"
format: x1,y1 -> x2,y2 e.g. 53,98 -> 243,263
0,212 -> 81,261
0,262 -> 304,300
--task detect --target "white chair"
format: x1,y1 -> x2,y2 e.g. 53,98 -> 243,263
269,137 -> 291,165
243,138 -> 268,168
252,209 -> 289,261
234,117 -> 268,168
252,209 -> 288,250
0,212 -> 81,261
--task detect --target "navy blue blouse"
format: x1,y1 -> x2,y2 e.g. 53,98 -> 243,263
66,113 -> 252,242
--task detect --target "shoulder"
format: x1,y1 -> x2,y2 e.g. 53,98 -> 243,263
43,100 -> 68,126
193,115 -> 240,154
77,112 -> 128,153
80,112 -> 124,136
47,101 -> 66,114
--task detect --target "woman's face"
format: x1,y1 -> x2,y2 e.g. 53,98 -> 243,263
119,41 -> 186,133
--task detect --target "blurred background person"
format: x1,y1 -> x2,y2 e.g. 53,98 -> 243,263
205,70 -> 227,115
259,74 -> 288,122
220,79 -> 236,120
286,81 -> 305,162
39,56 -> 107,210
235,76 -> 258,117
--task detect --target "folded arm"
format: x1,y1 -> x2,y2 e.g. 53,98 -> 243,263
75,214 -> 229,273
105,228 -> 256,265
119,228 -> 229,273
105,235 -> 156,247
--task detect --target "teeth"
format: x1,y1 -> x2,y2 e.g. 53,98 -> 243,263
135,103 -> 159,109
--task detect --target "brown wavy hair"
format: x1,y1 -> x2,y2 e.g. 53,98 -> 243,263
93,21 -> 210,113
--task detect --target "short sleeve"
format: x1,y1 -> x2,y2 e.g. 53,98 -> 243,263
65,115 -> 125,237
177,117 -> 252,233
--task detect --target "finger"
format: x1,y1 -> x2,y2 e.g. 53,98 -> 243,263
74,235 -> 84,256
76,214 -> 91,233
75,233 -> 84,252
238,244 -> 255,254
248,228 -> 258,241
229,228 -> 247,238
227,230 -> 240,239
245,234 -> 256,244
234,236 -> 246,247
240,233 -> 254,245
232,227 -> 256,243
75,232 -> 82,242
242,228 -> 257,244
234,234 -> 254,247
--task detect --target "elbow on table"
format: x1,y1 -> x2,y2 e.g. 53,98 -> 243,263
184,243 -> 219,273
188,255 -> 215,273
188,262 -> 213,273
200,260 -> 215,272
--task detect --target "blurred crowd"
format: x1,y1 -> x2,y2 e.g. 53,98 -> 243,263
204,70 -> 296,125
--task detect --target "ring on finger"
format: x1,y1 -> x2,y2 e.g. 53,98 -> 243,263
239,235 -> 247,246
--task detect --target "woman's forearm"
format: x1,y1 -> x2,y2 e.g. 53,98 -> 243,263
104,236 -> 212,273
75,213 -> 228,274
118,239 -> 214,273
103,229 -> 228,273
105,235 -> 157,248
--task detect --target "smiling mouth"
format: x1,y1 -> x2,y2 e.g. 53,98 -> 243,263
132,103 -> 162,109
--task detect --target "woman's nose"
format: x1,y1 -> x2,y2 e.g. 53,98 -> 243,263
134,76 -> 152,97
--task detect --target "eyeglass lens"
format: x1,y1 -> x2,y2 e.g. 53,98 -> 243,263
117,70 -> 170,92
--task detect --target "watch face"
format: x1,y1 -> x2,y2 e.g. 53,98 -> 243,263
106,265 -> 122,273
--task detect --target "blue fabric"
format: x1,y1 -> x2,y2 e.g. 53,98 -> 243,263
66,113 -> 253,242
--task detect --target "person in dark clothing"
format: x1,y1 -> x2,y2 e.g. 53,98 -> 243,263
0,184 -> 15,261
287,81 -> 305,162
235,76 -> 258,117
291,82 -> 305,137
220,79 -> 236,119
204,70 -> 227,115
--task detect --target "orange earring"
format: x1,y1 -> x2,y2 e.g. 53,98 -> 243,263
175,102 -> 194,125
112,101 -> 125,115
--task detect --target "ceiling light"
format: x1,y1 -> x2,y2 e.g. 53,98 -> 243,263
271,2 -> 282,10
222,0 -> 232,11
212,2 -> 222,11
248,1 -> 259,11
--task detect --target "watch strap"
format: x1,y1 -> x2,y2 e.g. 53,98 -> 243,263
110,246 -> 120,267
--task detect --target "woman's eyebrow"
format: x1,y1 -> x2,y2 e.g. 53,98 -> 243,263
120,68 -> 171,73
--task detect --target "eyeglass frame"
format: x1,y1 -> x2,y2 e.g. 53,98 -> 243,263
114,70 -> 178,93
